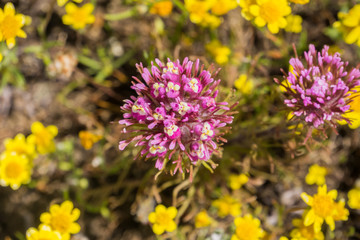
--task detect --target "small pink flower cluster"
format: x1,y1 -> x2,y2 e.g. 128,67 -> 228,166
119,58 -> 235,174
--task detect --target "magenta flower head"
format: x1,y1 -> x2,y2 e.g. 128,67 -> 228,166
119,58 -> 236,178
276,44 -> 360,142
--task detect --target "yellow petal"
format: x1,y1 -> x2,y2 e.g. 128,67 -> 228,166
40,212 -> 52,224
345,26 -> 360,44
167,206 -> 177,219
303,209 -> 315,226
4,2 -> 15,16
57,0 -> 68,7
71,208 -> 81,221
0,53 -> 3,63
31,121 -> 44,133
254,16 -> 266,27
165,220 -> 177,232
17,30 -> 27,39
152,223 -> 165,235
65,2 -> 77,14
50,204 -> 60,214
82,3 -> 94,13
155,204 -> 167,213
6,38 -> 16,49
148,212 -> 156,223
61,200 -> 74,213
268,23 -> 279,34
69,222 -> 81,234
300,192 -> 313,205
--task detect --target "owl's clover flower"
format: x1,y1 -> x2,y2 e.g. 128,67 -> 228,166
276,44 -> 360,142
119,58 -> 236,177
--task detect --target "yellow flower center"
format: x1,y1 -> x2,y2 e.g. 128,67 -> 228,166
5,161 -> 23,179
51,213 -> 71,233
312,194 -> 334,218
259,2 -> 281,23
1,15 -> 21,39
156,211 -> 172,226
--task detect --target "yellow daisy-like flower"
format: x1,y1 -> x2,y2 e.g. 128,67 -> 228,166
0,2 -> 27,49
0,152 -> 31,190
40,201 -> 81,240
300,185 -> 337,233
212,195 -> 241,217
290,215 -> 324,240
26,225 -> 62,240
285,14 -> 302,33
148,204 -> 177,235
250,0 -> 291,34
79,131 -> 102,150
339,87 -> 360,129
234,74 -> 254,95
228,173 -> 249,190
149,0 -> 173,17
57,0 -> 83,7
195,209 -> 213,228
27,122 -> 58,154
211,0 -> 238,16
288,0 -> 309,4
205,40 -> 231,65
305,164 -> 327,186
348,188 -> 360,209
334,5 -> 360,47
62,3 -> 95,30
231,214 -> 265,240
4,133 -> 37,160
184,0 -> 222,28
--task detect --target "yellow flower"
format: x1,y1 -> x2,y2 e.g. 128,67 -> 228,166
26,225 -> 62,240
212,195 -> 241,217
250,0 -> 291,34
79,131 -> 102,150
288,0 -> 309,4
285,15 -> 302,33
228,173 -> 249,190
300,185 -> 337,232
290,215 -> 324,240
4,133 -> 37,160
334,5 -> 360,47
239,0 -> 257,20
333,199 -> 349,221
148,204 -> 177,235
57,0 -> 83,7
305,164 -> 327,186
205,40 -> 231,65
195,209 -> 213,228
234,74 -> 254,95
149,0 -> 173,17
211,0 -> 237,16
339,87 -> 360,129
0,152 -> 31,190
28,122 -> 58,154
231,214 -> 265,240
40,201 -> 81,240
185,0 -> 222,28
348,188 -> 360,209
0,2 -> 27,49
62,3 -> 95,30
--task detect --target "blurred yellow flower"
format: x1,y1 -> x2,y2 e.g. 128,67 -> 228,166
149,0 -> 173,17
28,122 -> 58,154
301,185 -> 337,232
26,225 -> 62,240
285,15 -> 302,33
185,0 -> 222,28
79,131 -> 102,150
288,0 -> 309,4
0,53 -> 3,62
195,209 -> 213,228
239,0 -> 257,20
231,214 -> 265,240
228,173 -> 249,190
333,199 -> 349,221
0,152 -> 31,190
348,188 -> 360,209
62,3 -> 95,30
205,40 -> 231,65
305,164 -> 327,186
0,2 -> 27,49
290,215 -> 324,240
250,0 -> 291,34
57,0 -> 83,7
234,74 -> 254,95
334,5 -> 360,47
339,87 -> 360,129
212,195 -> 241,217
40,201 -> 81,240
211,0 -> 237,16
148,204 -> 177,235
4,133 -> 37,160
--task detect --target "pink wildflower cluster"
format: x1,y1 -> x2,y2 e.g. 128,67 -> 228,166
119,58 -> 235,175
277,44 -> 360,140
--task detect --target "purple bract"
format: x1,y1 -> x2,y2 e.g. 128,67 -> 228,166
119,58 -> 236,176
277,44 -> 360,141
